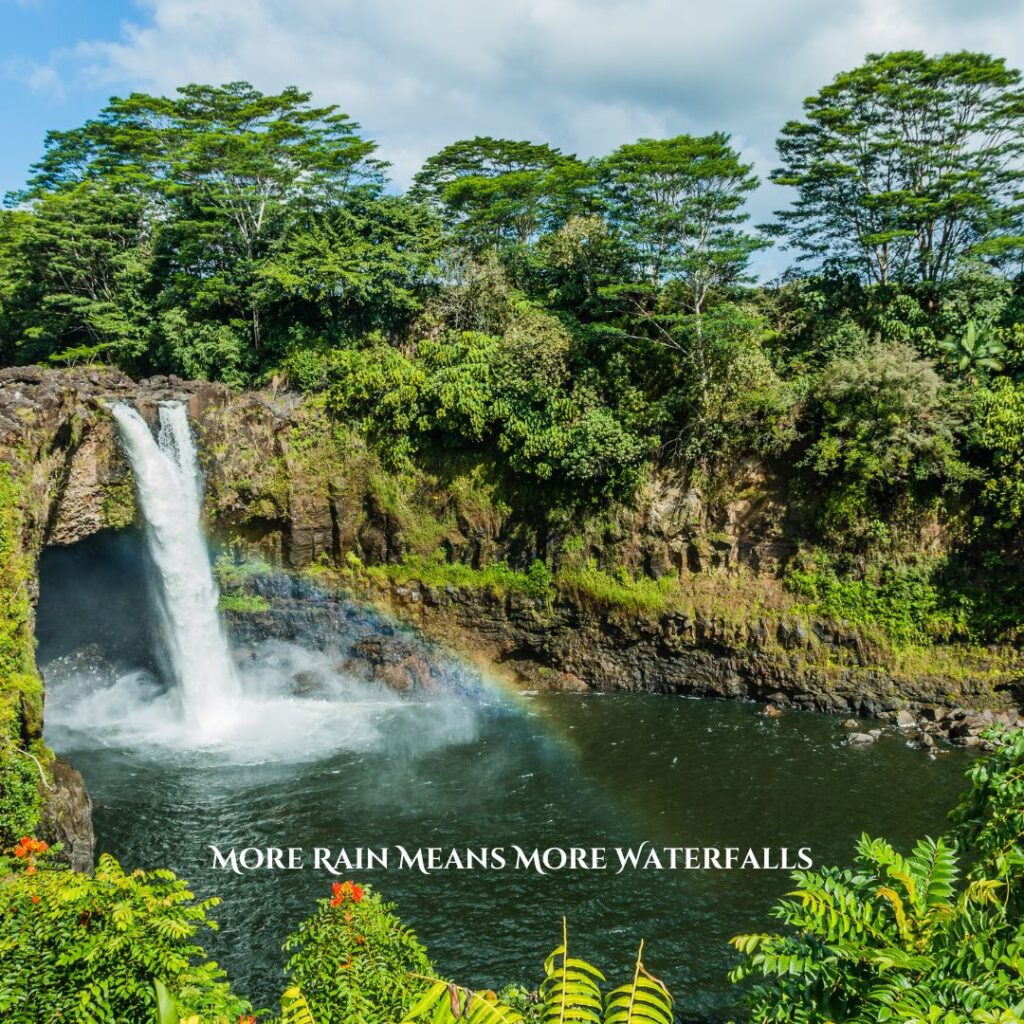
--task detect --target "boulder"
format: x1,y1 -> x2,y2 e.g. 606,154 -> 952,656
846,732 -> 876,747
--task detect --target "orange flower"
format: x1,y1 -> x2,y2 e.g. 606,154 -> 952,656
30,894 -> 39,904
12,836 -> 48,860
25,865 -> 36,875
330,880 -> 365,907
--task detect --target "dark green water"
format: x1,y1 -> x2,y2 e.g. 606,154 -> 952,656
49,691 -> 969,1019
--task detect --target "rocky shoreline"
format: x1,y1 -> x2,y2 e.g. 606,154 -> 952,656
228,571 -> 1024,752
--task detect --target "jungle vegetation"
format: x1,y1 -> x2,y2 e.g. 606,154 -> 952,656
5,51 -> 1024,641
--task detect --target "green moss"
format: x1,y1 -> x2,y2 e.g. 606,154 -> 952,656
0,461 -> 46,844
557,561 -> 679,615
100,475 -> 136,529
218,593 -> 271,614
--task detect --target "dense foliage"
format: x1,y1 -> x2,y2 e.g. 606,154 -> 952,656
730,726 -> 1024,1024
0,850 -> 250,1023
0,463 -> 45,848
5,51 -> 1024,638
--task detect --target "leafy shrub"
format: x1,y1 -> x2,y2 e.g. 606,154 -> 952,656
731,725 -> 1024,1024
281,881 -> 434,1024
785,558 -> 968,646
976,376 -> 1024,532
0,851 -> 250,1023
951,727 -> 1024,903
730,834 -> 1022,1024
800,342 -> 970,545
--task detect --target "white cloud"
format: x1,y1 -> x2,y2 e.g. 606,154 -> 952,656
21,0 -> 1024,275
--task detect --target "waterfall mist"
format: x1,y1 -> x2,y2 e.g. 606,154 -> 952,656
42,402 -> 479,765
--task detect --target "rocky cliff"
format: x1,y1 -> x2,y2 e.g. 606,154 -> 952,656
1,363 -> 1022,861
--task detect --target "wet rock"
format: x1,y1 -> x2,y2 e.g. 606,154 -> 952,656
40,758 -> 94,873
843,718 -> 860,729
915,731 -> 935,749
846,732 -> 877,747
895,709 -> 917,730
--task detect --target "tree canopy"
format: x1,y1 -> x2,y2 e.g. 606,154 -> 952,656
5,57 -> 1024,627
772,51 -> 1024,286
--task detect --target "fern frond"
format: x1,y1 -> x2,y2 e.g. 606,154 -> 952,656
402,977 -> 524,1024
604,941 -> 673,1024
282,985 -> 318,1024
540,921 -> 604,1024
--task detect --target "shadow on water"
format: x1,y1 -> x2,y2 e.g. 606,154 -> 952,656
37,531 -> 972,1020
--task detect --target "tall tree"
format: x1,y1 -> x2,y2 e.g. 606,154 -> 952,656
411,137 -> 595,251
772,51 -> 1024,287
19,82 -> 387,362
1,184 -> 153,368
600,133 -> 762,310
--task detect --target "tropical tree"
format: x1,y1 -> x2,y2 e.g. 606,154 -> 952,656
772,51 -> 1024,287
15,82 -> 393,375
412,137 -> 596,251
600,133 -> 762,307
3,181 -> 153,368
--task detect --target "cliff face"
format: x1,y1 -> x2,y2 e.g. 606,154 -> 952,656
0,364 -> 1021,830
0,365 -> 798,583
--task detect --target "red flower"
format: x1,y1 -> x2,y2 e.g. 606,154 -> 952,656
30,895 -> 39,904
329,880 -> 365,907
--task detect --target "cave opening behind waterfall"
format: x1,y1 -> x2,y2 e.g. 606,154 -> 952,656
37,527 -> 166,682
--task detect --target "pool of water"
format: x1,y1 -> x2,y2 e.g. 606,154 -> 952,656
45,684 -> 969,1019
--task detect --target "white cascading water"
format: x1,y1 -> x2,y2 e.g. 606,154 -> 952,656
110,402 -> 241,736
43,400 -> 478,763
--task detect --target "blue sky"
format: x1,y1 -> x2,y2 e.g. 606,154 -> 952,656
5,0 -> 1024,278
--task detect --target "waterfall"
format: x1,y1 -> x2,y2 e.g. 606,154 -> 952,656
110,401 -> 240,735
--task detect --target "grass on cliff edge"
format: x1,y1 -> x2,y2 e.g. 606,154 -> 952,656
307,551 -> 1018,691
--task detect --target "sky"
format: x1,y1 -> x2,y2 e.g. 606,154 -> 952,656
4,0 -> 1024,278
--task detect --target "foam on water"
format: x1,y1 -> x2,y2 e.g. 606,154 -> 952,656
44,639 -> 479,765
